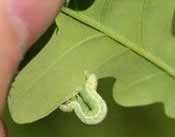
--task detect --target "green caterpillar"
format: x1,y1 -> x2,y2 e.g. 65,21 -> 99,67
59,73 -> 108,125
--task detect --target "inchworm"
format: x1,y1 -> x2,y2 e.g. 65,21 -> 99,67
59,73 -> 108,125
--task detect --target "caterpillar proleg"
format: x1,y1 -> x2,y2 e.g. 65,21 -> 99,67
64,0 -> 70,6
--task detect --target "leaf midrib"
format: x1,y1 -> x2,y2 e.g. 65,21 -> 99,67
61,8 -> 175,78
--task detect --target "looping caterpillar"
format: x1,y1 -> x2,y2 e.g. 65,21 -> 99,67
59,72 -> 108,125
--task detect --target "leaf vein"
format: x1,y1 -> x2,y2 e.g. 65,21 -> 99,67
14,33 -> 106,99
62,8 -> 175,78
